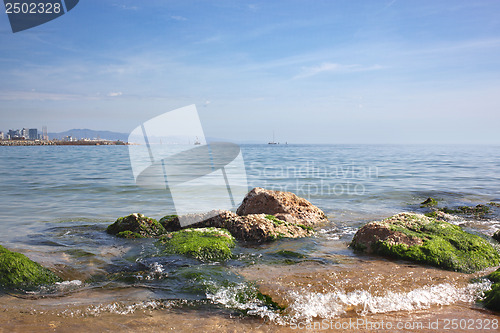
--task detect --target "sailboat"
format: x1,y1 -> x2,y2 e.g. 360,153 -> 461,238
268,131 -> 278,145
194,136 -> 201,145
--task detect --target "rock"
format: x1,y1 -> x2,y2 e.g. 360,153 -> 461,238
159,214 -> 181,231
107,213 -> 166,238
350,212 -> 500,273
236,187 -> 328,227
483,268 -> 500,311
440,205 -> 490,218
165,209 -> 313,243
424,210 -> 459,222
421,197 -> 438,207
159,227 -> 235,261
493,230 -> 500,243
0,245 -> 61,288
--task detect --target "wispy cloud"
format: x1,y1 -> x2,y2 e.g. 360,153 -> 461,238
294,62 -> 383,79
107,91 -> 123,97
171,15 -> 187,21
114,4 -> 139,11
0,91 -> 82,101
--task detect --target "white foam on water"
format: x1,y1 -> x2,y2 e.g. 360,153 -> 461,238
287,280 -> 492,322
57,300 -> 176,317
55,280 -> 82,287
206,282 -> 285,324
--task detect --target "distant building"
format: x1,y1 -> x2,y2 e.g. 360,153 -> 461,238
28,128 -> 38,140
0,131 -> 3,140
8,129 -> 21,139
21,128 -> 29,139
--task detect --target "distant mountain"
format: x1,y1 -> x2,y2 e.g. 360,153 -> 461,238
49,129 -> 128,141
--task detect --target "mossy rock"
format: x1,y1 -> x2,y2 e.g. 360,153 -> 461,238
421,197 -> 438,207
483,268 -> 500,311
350,213 -> 500,273
493,230 -> 500,243
440,205 -> 490,217
107,213 -> 166,238
159,228 -> 235,261
0,245 -> 61,288
158,214 -> 181,231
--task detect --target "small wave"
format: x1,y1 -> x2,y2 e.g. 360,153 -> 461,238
318,226 -> 357,240
287,280 -> 492,322
205,281 -> 284,324
57,300 -> 175,317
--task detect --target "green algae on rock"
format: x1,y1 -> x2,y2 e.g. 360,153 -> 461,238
482,268 -> 500,311
440,204 -> 490,218
0,245 -> 61,288
350,212 -> 500,273
159,228 -> 235,261
107,213 -> 166,238
420,197 -> 438,207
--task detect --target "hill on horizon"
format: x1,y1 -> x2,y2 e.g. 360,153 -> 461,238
49,129 -> 128,141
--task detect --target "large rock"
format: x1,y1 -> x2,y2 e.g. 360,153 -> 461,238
236,187 -> 328,227
160,210 -> 313,243
0,245 -> 61,288
107,213 -> 166,238
350,212 -> 500,273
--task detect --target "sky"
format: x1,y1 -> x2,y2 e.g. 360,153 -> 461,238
0,0 -> 499,144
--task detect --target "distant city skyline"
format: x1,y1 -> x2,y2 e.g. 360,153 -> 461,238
1,1 -> 500,144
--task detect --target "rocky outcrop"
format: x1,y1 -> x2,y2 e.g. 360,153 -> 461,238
350,212 -> 500,273
236,187 -> 328,227
0,245 -> 61,288
110,188 -> 326,243
160,210 -> 313,243
107,213 -> 166,238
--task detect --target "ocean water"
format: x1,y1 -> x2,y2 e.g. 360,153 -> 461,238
1,144 -> 500,331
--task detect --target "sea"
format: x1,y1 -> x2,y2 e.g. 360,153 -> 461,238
0,144 -> 499,332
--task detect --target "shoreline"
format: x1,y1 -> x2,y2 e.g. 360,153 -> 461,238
0,140 -> 128,146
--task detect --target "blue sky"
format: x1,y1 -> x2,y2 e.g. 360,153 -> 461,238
0,0 -> 499,143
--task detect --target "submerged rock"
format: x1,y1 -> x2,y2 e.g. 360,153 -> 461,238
0,245 -> 61,288
107,213 -> 166,238
440,204 -> 490,218
483,268 -> 500,311
159,228 -> 235,261
350,212 -> 500,273
420,197 -> 438,207
236,187 -> 328,227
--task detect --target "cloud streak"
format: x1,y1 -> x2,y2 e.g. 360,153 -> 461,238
294,62 -> 383,79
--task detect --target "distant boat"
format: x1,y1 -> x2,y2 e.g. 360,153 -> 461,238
268,131 -> 278,145
194,137 -> 201,145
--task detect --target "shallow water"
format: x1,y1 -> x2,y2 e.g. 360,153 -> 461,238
1,144 -> 500,331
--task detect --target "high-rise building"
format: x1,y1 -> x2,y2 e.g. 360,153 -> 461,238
42,126 -> 48,141
28,128 -> 38,140
8,129 -> 21,139
0,131 -> 4,140
21,128 -> 29,139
